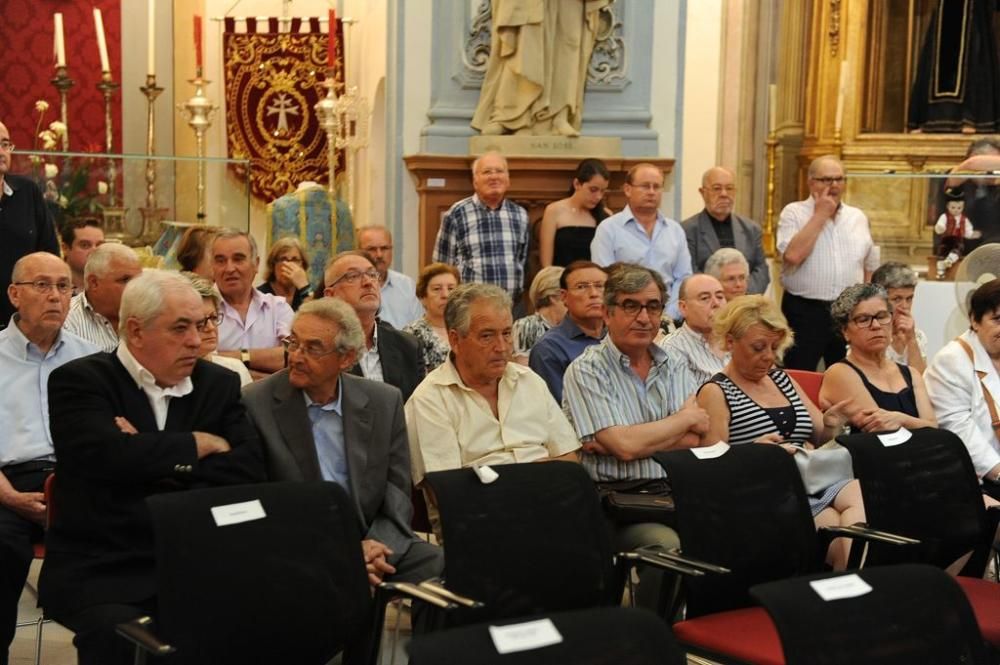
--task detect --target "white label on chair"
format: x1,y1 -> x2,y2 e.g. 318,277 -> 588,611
210,499 -> 266,527
489,618 -> 563,654
691,442 -> 730,459
809,574 -> 873,601
877,427 -> 912,447
473,465 -> 499,484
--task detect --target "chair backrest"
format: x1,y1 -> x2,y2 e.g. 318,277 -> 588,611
423,461 -> 618,623
147,481 -> 371,665
751,564 -> 991,665
654,444 -> 821,618
784,369 -> 823,406
407,606 -> 686,665
837,427 -> 993,575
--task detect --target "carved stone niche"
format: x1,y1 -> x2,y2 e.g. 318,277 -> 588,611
403,155 -> 675,273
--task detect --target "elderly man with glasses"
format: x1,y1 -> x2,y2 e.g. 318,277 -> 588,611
323,250 -> 423,401
777,155 -> 879,370
591,163 -> 692,320
562,263 -> 709,610
0,122 -> 60,329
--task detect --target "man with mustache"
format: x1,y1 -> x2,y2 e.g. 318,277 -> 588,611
562,263 -> 709,609
40,270 -> 265,665
0,253 -> 96,665
0,121 -> 59,329
682,166 -> 769,295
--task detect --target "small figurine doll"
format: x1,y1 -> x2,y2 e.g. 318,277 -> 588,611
934,192 -> 978,278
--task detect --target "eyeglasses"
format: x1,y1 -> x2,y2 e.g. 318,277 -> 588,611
283,337 -> 342,359
326,269 -> 380,288
477,167 -> 507,176
13,280 -> 72,294
850,311 -> 892,328
567,281 -> 606,293
195,312 -> 224,332
631,182 -> 663,192
613,299 -> 664,317
708,185 -> 736,194
812,176 -> 846,185
0,141 -> 14,152
361,245 -> 392,254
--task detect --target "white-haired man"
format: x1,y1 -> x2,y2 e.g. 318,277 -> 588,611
704,247 -> 750,302
63,243 -> 142,351
0,252 -> 96,665
244,298 -> 443,589
40,269 -> 265,665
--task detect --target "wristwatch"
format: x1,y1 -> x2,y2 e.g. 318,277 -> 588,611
240,348 -> 251,367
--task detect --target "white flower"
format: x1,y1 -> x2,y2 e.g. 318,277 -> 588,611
58,195 -> 69,208
49,121 -> 67,136
34,100 -> 49,113
39,131 -> 56,150
97,181 -> 108,195
43,163 -> 58,179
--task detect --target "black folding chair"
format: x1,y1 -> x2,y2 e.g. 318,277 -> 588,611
407,606 -> 685,665
652,444 -> 913,664
116,481 -> 454,665
751,564 -> 991,665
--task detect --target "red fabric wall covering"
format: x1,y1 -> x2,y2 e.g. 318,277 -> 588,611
0,0 -> 122,154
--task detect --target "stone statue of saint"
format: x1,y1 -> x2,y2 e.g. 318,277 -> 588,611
471,0 -> 612,137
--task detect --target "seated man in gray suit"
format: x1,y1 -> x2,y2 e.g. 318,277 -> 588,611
682,166 -> 769,294
243,298 -> 442,587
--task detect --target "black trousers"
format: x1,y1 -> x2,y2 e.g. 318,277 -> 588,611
781,292 -> 845,371
60,599 -> 157,665
0,463 -> 50,665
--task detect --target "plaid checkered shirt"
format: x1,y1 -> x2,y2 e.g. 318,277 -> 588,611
433,194 -> 529,298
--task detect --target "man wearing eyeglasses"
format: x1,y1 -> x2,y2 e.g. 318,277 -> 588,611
356,224 -> 424,329
63,243 -> 142,352
0,122 -> 60,330
778,155 -> 879,371
324,251 -> 423,401
591,163 -> 692,320
562,263 -> 709,609
682,166 -> 770,295
0,253 -> 96,664
528,260 -> 608,403
243,298 -> 443,593
40,270 -> 264,665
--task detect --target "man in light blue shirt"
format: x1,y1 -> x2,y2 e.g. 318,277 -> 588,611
356,225 -> 424,329
0,252 -> 97,663
591,163 -> 692,320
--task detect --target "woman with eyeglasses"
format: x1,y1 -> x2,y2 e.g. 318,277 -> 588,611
819,283 -> 936,432
257,237 -> 313,310
403,262 -> 460,372
184,273 -> 253,387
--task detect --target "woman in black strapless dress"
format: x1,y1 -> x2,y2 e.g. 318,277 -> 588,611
538,159 -> 612,267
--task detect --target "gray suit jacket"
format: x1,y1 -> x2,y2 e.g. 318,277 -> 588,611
681,209 -> 770,294
242,369 -> 417,554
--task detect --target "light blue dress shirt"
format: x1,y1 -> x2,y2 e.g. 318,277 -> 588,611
0,316 -> 98,466
590,205 -> 693,319
304,379 -> 350,490
379,269 -> 425,329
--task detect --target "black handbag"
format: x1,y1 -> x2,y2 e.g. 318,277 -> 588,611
595,478 -> 675,527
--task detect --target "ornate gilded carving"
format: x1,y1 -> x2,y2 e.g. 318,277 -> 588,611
829,0 -> 841,57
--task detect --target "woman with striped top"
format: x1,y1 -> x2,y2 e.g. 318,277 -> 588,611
696,295 -> 862,570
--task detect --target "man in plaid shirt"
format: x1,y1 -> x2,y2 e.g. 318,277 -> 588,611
433,152 -> 529,303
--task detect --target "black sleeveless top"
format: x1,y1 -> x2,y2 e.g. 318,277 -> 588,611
839,358 -> 919,417
553,226 -> 597,267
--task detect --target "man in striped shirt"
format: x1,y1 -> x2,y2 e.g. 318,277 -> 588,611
562,263 -> 709,608
63,243 -> 141,352
657,273 -> 729,393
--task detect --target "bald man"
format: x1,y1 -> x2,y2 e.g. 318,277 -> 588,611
681,166 -> 769,295
0,121 -> 60,328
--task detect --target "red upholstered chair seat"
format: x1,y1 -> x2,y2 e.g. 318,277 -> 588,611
673,606 -> 785,665
955,576 -> 1000,646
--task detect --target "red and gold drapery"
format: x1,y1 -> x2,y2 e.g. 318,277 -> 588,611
223,17 -> 345,202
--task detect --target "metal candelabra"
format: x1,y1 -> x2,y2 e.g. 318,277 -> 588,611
178,70 -> 218,220
50,66 -> 74,151
97,72 -> 128,240
138,74 -> 167,246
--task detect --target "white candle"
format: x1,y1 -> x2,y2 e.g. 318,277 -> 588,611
54,13 -> 66,68
147,0 -> 156,77
834,60 -> 848,134
94,9 -> 111,74
768,84 -> 777,134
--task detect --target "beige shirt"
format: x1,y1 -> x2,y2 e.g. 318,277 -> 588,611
405,358 -> 581,486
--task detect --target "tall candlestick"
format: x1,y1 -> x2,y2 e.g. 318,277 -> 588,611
768,84 -> 777,134
194,15 -> 203,73
54,13 -> 66,68
94,9 -> 111,74
147,0 -> 156,77
327,9 -> 337,68
139,74 -> 167,245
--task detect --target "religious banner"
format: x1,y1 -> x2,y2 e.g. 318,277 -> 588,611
223,17 -> 345,202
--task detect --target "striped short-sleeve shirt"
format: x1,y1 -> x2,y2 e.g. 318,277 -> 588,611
704,369 -> 814,446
